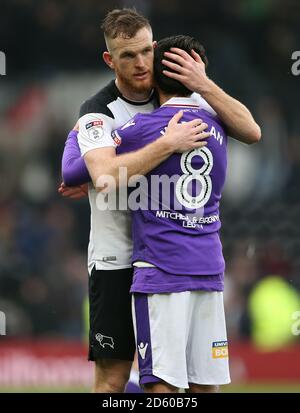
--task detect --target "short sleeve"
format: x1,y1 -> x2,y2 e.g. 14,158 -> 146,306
112,115 -> 144,154
77,113 -> 117,156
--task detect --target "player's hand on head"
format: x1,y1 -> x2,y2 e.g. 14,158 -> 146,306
163,110 -> 211,153
162,47 -> 208,94
58,182 -> 88,200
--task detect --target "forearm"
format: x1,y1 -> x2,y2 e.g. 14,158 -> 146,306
84,110 -> 210,190
87,138 -> 173,189
199,79 -> 261,144
114,139 -> 173,184
62,131 -> 91,186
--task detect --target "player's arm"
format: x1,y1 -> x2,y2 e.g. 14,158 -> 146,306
58,182 -> 88,200
80,111 -> 211,190
162,48 -> 261,144
61,129 -> 91,186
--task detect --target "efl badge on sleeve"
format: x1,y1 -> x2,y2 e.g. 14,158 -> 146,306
86,120 -> 104,140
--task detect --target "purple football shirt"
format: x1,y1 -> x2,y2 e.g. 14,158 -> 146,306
115,97 -> 228,293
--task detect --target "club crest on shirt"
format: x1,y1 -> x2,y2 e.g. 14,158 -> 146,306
212,341 -> 228,359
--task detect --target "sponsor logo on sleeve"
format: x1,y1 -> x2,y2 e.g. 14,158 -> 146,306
86,120 -> 103,130
212,341 -> 228,359
111,130 -> 122,146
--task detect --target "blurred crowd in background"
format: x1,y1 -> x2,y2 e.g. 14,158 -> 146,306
0,0 -> 300,350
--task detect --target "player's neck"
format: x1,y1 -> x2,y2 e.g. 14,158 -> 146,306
159,93 -> 175,106
115,79 -> 152,102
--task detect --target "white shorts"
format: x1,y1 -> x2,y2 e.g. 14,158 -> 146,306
132,291 -> 231,389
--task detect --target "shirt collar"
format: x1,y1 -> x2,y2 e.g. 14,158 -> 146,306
161,96 -> 201,108
113,80 -> 155,106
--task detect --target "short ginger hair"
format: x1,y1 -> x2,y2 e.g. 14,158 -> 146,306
101,8 -> 152,43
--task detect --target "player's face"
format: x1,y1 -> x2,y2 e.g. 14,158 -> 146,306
107,27 -> 154,99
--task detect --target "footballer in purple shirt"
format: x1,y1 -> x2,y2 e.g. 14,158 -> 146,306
116,101 -> 227,293
113,36 -> 231,392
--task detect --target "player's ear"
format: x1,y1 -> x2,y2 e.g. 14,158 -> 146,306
103,51 -> 114,69
153,41 -> 157,49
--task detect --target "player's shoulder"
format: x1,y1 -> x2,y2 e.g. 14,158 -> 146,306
191,92 -> 217,116
119,106 -> 175,132
114,113 -> 148,147
116,112 -> 145,136
131,107 -> 163,125
197,108 -> 227,130
79,80 -> 119,118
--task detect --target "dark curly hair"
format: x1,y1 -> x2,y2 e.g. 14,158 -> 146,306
154,35 -> 208,96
